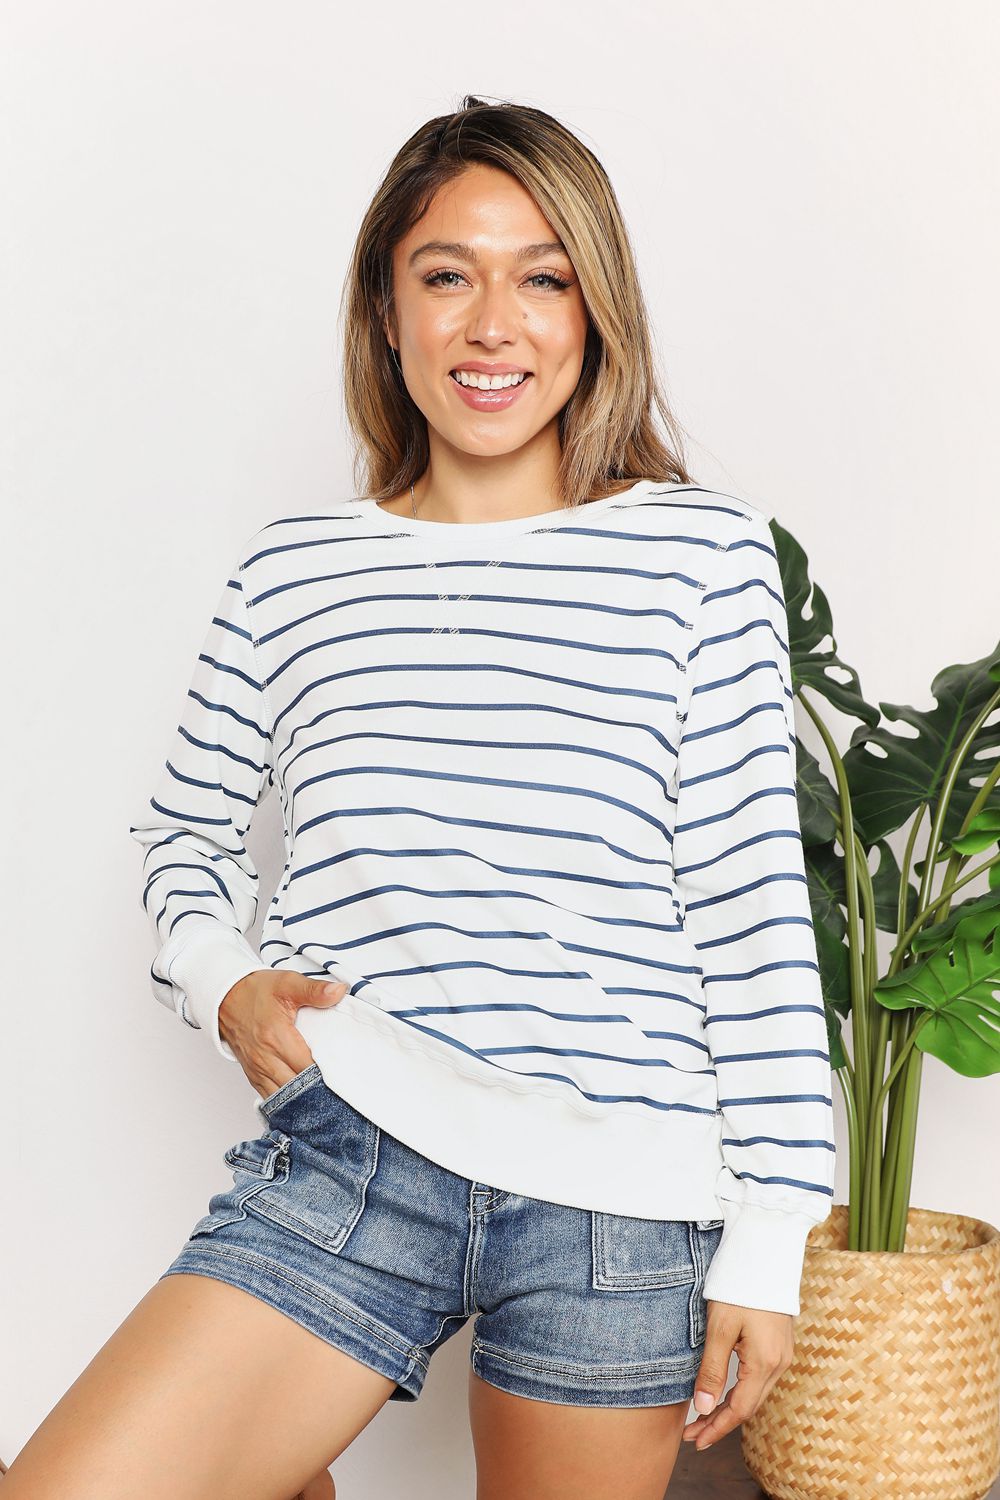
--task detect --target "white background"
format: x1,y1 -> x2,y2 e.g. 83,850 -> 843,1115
3,2 -> 998,1493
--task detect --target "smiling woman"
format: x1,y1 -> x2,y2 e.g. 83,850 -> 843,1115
7,94 -> 832,1500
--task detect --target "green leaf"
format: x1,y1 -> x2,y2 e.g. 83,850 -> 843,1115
910,887 -> 1000,956
948,807 -> 1000,858
873,907 -> 1000,1077
841,641 -> 1000,845
795,738 -> 840,847
865,837 -> 920,936
770,520 -> 880,727
802,839 -> 852,1070
805,832 -> 919,939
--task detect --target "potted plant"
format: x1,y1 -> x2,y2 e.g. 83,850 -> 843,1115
740,520 -> 1000,1500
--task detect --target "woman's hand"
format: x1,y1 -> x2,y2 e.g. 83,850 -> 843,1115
218,971 -> 349,1099
682,1301 -> 795,1450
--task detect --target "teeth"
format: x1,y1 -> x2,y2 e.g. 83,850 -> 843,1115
452,370 -> 528,389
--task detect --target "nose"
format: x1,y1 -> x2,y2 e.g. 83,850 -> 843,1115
464,278 -> 520,347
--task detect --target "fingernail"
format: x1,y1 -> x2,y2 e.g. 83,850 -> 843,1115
324,982 -> 347,995
694,1390 -> 716,1414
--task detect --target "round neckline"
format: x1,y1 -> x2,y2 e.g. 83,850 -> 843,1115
356,478 -> 654,543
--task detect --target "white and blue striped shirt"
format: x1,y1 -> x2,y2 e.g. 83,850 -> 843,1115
129,477 -> 836,1314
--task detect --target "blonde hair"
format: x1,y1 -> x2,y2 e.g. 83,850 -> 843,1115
340,94 -> 696,507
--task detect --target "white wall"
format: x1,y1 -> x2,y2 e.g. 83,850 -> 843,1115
3,2 -> 998,1494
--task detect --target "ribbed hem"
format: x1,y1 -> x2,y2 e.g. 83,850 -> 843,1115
701,1200 -> 818,1316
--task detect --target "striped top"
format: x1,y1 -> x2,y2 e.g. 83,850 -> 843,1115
129,476 -> 836,1315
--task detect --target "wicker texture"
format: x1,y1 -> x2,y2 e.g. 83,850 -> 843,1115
741,1206 -> 1000,1500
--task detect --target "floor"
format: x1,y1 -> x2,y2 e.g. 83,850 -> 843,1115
667,1427 -> 1000,1499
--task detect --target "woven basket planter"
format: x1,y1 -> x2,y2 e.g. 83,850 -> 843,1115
740,1205 -> 1000,1500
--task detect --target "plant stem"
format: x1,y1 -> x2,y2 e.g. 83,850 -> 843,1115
834,1064 -> 861,1247
880,687 -> 1000,1247
887,1046 -> 924,1249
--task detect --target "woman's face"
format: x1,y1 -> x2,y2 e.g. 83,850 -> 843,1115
387,164 -> 590,463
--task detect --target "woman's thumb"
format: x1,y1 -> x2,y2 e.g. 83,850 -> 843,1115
299,977 -> 349,1007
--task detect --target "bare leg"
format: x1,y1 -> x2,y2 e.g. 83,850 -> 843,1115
468,1367 -> 691,1499
294,1469 -> 336,1500
295,1470 -> 336,1500
4,1273 -> 399,1500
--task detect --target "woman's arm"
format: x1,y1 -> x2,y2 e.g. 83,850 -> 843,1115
671,506 -> 836,1317
128,546 -> 274,1062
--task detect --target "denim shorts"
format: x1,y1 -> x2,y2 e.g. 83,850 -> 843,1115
159,1063 -> 724,1407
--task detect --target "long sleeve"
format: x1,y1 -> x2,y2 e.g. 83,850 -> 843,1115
128,556 -> 275,1063
671,508 -> 836,1316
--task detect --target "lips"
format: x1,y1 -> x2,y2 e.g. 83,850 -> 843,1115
447,369 -> 534,411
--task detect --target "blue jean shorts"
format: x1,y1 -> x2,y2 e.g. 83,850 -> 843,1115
159,1064 -> 724,1407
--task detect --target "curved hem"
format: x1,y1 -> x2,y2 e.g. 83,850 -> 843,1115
289,992 -> 728,1222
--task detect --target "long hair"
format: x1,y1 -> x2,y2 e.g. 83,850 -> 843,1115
340,94 -> 696,507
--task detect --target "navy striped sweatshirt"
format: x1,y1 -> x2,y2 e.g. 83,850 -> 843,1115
129,477 -> 836,1314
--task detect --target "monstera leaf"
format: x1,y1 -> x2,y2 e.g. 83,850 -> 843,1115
873,904 -> 1000,1077
910,886 -> 1000,956
795,737 -> 840,847
770,519 -> 880,728
947,805 -> 1000,864
869,837 -> 923,935
841,642 -> 1000,847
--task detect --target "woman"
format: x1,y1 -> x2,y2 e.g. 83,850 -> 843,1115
7,96 -> 835,1500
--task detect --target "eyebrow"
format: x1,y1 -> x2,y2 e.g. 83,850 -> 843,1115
408,239 -> 569,268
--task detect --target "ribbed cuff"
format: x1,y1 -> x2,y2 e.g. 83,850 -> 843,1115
166,926 -> 270,1063
701,1199 -> 822,1316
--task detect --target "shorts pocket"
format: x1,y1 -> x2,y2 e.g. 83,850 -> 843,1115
188,1132 -> 292,1239
591,1211 -> 696,1292
241,1099 -> 380,1256
257,1061 -> 323,1114
591,1211 -> 723,1351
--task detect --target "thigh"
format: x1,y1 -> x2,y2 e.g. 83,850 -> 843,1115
468,1370 -> 691,1500
467,1194 -> 723,1495
5,1067 -> 473,1500
3,1270 -> 396,1500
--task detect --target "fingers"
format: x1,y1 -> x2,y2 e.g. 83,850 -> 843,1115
253,1051 -> 316,1099
682,1349 -> 733,1448
682,1307 -> 793,1451
287,975 -> 349,1007
249,1020 -> 321,1098
684,1372 -> 753,1450
225,973 -> 348,1098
